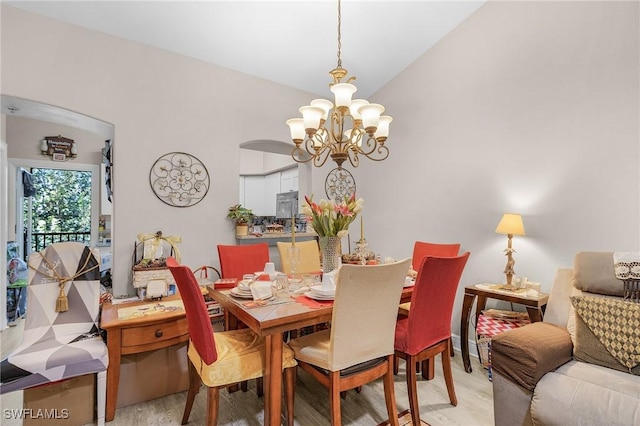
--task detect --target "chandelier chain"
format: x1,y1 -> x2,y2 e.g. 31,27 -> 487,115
336,0 -> 342,69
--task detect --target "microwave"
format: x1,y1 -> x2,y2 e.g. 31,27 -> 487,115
275,191 -> 298,219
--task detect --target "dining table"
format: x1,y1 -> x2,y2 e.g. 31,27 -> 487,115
207,283 -> 414,425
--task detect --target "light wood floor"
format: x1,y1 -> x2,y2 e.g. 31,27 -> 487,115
1,318 -> 494,425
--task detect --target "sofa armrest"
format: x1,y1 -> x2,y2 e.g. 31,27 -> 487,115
491,322 -> 573,391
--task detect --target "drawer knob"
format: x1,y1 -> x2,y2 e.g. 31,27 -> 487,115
155,330 -> 163,338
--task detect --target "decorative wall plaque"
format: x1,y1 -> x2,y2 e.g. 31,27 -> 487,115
325,167 -> 356,202
41,135 -> 77,161
149,152 -> 209,207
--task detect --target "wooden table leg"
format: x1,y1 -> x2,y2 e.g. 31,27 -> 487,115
105,330 -> 121,422
264,333 -> 284,425
526,306 -> 543,322
224,310 -> 242,394
460,292 -> 476,373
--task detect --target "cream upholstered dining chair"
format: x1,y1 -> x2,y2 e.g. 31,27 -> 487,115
277,240 -> 322,275
394,253 -> 470,426
166,257 -> 298,425
288,258 -> 412,426
0,242 -> 107,425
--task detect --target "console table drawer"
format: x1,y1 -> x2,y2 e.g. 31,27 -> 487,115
121,318 -> 188,347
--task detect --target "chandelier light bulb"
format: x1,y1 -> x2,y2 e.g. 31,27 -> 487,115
359,103 -> 385,134
286,118 -> 305,142
349,99 -> 369,121
344,128 -> 364,147
374,116 -> 393,141
310,99 -> 334,121
330,83 -> 357,111
299,106 -> 324,135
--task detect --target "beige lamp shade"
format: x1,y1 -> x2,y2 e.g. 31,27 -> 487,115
495,213 -> 526,236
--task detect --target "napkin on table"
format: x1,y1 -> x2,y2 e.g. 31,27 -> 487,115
250,281 -> 273,300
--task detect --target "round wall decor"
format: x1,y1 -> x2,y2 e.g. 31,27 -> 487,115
149,152 -> 210,207
325,167 -> 356,202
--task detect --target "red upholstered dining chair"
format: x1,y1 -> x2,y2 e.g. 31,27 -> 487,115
394,253 -> 470,426
410,241 -> 461,275
397,241 -> 461,376
288,258 -> 412,426
166,257 -> 297,425
217,243 -> 270,280
217,243 -> 272,394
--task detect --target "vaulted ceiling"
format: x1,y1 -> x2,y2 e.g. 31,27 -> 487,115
6,1 -> 486,98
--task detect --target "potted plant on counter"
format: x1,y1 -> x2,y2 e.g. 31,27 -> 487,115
227,204 -> 254,236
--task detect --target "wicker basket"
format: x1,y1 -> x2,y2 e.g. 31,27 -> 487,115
131,240 -> 175,289
476,310 -> 531,371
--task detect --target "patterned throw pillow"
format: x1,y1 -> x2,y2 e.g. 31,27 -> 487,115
571,295 -> 640,375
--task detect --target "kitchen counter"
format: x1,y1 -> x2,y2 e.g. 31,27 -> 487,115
235,232 -> 317,246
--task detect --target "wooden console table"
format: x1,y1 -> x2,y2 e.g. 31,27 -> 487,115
100,295 -> 188,421
460,284 -> 549,373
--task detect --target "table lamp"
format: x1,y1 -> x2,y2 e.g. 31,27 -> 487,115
495,213 -> 526,291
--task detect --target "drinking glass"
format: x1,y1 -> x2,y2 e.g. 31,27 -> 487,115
273,273 -> 290,300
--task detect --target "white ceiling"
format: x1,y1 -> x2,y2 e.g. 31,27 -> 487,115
5,0 -> 486,98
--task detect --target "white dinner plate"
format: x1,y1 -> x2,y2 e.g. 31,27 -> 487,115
255,271 -> 282,277
306,291 -> 335,301
230,287 -> 254,299
310,285 -> 336,297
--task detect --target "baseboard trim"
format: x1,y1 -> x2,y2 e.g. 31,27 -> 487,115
451,334 -> 478,359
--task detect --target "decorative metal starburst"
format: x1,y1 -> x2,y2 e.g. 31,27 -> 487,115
325,167 -> 356,202
150,152 -> 210,207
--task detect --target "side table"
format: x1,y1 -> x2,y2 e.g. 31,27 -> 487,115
460,284 -> 549,373
100,295 -> 189,421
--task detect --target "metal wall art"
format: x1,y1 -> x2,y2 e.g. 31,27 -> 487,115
325,167 -> 356,202
149,152 -> 210,207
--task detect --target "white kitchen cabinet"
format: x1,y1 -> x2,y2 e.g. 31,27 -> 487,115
280,167 -> 298,192
243,176 -> 266,215
264,172 -> 281,216
240,167 -> 298,217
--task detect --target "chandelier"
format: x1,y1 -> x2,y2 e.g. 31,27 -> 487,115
286,0 -> 392,169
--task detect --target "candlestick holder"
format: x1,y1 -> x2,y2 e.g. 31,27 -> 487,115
287,246 -> 301,276
354,238 -> 370,265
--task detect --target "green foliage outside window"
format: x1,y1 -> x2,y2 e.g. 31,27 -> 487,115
26,168 -> 92,233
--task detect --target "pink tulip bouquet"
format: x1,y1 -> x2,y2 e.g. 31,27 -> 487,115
302,194 -> 364,238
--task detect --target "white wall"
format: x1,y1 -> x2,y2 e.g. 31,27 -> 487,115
360,1 -> 639,335
1,5 -> 315,296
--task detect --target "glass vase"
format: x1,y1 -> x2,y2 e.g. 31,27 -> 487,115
320,236 -> 342,273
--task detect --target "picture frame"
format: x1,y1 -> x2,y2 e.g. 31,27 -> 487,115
52,153 -> 66,162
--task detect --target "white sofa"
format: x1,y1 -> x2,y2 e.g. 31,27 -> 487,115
491,251 -> 640,426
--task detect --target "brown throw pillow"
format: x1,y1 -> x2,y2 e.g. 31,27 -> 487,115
571,295 -> 640,375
